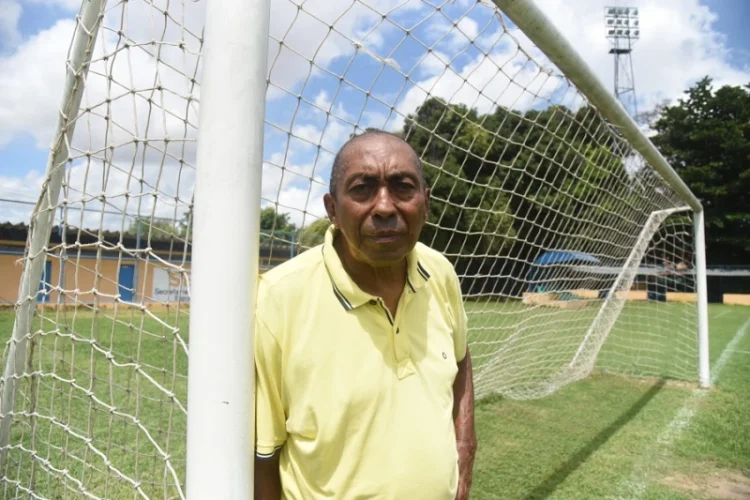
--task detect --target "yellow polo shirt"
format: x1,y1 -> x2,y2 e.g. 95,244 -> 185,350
254,226 -> 468,499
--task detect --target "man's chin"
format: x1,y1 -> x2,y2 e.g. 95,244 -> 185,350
361,245 -> 412,267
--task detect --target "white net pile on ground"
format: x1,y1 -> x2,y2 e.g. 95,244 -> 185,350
0,0 -> 698,497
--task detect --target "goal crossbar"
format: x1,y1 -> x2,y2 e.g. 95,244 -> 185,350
494,0 -> 702,213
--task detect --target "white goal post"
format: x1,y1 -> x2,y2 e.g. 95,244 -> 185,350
495,0 -> 709,390
0,0 -> 708,498
183,0 -> 270,495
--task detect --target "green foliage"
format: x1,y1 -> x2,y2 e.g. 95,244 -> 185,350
260,206 -> 297,233
178,209 -> 192,237
651,77 -> 750,264
124,218 -> 182,240
402,99 -> 514,267
470,303 -> 749,499
298,218 -> 330,248
164,206 -> 299,243
401,97 -> 618,269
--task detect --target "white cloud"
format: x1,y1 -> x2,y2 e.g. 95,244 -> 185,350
0,20 -> 72,148
262,150 -> 329,227
427,16 -> 481,53
27,0 -> 81,10
526,0 -> 750,112
415,50 -> 451,79
266,0 -> 425,99
0,1 -> 202,230
398,42 -> 561,119
0,170 -> 45,224
0,0 -> 22,48
0,155 -> 194,233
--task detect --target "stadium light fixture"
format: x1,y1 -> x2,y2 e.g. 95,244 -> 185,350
604,5 -> 640,40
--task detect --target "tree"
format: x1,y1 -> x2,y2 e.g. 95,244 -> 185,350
399,97 -> 636,296
403,98 -> 516,260
401,98 -> 518,297
172,206 -> 297,241
260,206 -> 297,233
400,97 -> 622,257
125,218 -> 181,240
178,208 -> 192,238
298,218 -> 330,248
651,77 -> 750,264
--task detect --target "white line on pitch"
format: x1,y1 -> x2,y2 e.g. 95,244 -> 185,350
710,316 -> 750,384
614,315 -> 750,500
713,309 -> 732,319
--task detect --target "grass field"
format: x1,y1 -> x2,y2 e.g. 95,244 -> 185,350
0,302 -> 747,499
471,304 -> 750,499
465,299 -> 701,400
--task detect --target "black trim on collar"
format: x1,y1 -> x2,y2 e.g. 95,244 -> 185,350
417,261 -> 431,280
332,284 -> 353,311
322,245 -> 354,311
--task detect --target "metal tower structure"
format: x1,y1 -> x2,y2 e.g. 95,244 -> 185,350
605,6 -> 640,121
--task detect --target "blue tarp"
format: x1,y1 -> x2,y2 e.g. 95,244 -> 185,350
526,250 -> 602,293
532,250 -> 600,266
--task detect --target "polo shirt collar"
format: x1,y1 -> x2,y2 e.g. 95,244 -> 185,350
321,225 -> 431,311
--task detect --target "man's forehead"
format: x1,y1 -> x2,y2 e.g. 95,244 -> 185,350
345,165 -> 419,179
339,136 -> 418,176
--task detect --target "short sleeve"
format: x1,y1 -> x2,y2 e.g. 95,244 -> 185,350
254,313 -> 287,459
448,270 -> 468,362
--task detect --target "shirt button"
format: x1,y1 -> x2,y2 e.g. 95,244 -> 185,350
369,299 -> 376,305
396,328 -> 400,334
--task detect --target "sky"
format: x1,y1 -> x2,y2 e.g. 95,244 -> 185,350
0,0 -> 748,231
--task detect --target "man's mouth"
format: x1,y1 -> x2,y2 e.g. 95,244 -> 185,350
370,232 -> 402,242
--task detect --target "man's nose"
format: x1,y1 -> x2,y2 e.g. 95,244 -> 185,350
372,186 -> 396,218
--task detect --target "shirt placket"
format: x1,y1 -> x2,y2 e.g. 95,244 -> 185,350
391,287 -> 415,379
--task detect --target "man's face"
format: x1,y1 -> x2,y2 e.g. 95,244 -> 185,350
324,136 -> 430,267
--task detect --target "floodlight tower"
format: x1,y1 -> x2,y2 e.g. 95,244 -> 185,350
605,6 -> 640,121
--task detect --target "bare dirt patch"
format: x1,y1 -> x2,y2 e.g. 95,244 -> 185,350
589,370 -> 701,390
663,470 -> 750,499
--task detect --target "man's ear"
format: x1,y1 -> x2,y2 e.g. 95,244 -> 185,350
323,193 -> 337,228
423,188 -> 431,222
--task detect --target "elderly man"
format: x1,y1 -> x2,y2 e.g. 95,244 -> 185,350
253,130 -> 476,499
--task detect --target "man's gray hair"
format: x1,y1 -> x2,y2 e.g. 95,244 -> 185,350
329,129 -> 425,197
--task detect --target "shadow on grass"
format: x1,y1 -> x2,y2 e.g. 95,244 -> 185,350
522,379 -> 666,500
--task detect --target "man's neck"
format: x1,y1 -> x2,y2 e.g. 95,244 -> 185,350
333,233 -> 406,298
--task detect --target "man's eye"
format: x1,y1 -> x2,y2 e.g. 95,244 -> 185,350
395,181 -> 415,191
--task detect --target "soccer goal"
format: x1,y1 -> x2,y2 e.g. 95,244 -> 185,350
0,0 -> 708,497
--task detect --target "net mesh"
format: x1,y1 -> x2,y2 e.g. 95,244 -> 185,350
0,0 -> 697,497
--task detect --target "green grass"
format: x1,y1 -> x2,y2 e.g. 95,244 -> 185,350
471,304 -> 750,499
0,307 -> 190,499
466,299 -> 702,400
0,303 -> 747,499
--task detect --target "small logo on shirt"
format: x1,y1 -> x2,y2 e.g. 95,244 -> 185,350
442,352 -> 447,359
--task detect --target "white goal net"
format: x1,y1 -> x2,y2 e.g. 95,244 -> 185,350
0,0 -> 705,497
